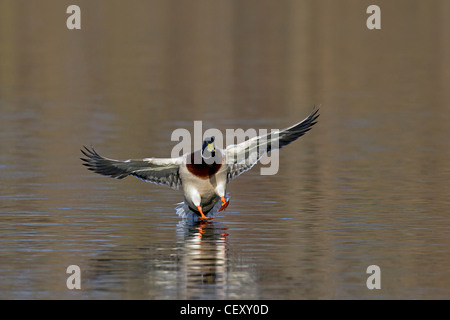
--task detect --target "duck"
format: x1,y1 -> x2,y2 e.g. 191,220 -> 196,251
81,108 -> 319,220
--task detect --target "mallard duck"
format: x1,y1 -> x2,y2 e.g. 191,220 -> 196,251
81,108 -> 319,220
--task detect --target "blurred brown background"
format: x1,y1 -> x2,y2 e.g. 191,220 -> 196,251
0,0 -> 449,299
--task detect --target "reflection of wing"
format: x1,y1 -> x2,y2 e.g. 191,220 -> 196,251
80,147 -> 183,189
226,107 -> 320,181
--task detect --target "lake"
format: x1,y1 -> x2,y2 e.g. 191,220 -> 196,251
0,0 -> 449,299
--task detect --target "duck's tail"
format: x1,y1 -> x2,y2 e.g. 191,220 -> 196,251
175,194 -> 230,222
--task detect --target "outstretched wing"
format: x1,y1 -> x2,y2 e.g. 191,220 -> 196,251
80,147 -> 183,189
226,107 -> 319,181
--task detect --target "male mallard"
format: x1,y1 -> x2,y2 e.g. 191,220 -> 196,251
81,108 -> 319,220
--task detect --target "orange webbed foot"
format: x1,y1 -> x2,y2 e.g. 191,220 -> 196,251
197,206 -> 214,221
218,196 -> 230,212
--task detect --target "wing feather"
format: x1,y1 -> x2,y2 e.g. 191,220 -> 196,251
225,107 -> 320,181
80,146 -> 182,189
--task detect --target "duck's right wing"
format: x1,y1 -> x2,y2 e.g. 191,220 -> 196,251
80,146 -> 183,189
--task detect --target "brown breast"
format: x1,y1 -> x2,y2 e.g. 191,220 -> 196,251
186,150 -> 223,179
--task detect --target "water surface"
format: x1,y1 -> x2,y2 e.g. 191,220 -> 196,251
0,0 -> 449,299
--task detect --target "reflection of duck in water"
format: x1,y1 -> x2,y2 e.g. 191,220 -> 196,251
176,220 -> 229,297
81,108 -> 319,220
178,220 -> 229,240
147,220 -> 257,299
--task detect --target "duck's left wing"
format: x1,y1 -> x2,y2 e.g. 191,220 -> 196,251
81,146 -> 183,189
225,107 -> 319,181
